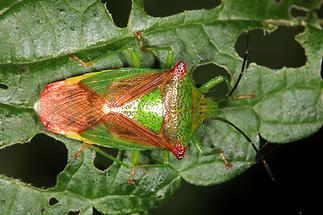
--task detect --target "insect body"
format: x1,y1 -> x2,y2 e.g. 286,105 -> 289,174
35,62 -> 218,160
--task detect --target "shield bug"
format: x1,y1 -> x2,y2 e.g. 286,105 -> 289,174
34,32 -> 273,181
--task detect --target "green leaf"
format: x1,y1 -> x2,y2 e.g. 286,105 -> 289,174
0,139 -> 180,214
0,0 -> 322,214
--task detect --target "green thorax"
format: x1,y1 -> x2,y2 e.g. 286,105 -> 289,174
120,88 -> 164,133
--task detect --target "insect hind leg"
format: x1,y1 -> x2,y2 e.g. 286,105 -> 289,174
213,117 -> 275,181
191,135 -> 232,169
135,31 -> 174,69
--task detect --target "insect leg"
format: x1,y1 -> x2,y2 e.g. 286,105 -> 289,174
226,33 -> 250,98
69,54 -> 97,70
74,143 -> 90,158
198,75 -> 225,94
128,47 -> 141,67
162,150 -> 170,164
213,117 -> 275,181
191,135 -> 232,169
77,144 -> 130,169
230,93 -> 256,99
128,151 -> 140,185
135,32 -> 174,69
190,135 -> 204,154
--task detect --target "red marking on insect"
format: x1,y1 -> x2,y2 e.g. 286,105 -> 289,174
172,61 -> 186,77
169,143 -> 186,160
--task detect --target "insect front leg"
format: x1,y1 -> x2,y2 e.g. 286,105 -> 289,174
135,31 -> 174,69
133,32 -> 254,96
191,135 -> 232,169
230,93 -> 256,100
198,75 -> 226,94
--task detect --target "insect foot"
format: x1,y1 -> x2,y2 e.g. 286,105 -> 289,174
73,143 -> 90,158
128,167 -> 137,185
69,54 -> 97,70
219,150 -> 233,169
230,92 -> 256,100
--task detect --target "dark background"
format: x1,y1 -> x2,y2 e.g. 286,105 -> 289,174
0,1 -> 322,215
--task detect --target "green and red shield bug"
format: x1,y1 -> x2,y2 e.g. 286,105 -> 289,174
35,61 -> 200,160
34,32 -> 273,182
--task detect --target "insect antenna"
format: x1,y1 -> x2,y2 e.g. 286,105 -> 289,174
226,33 -> 250,97
213,117 -> 275,181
